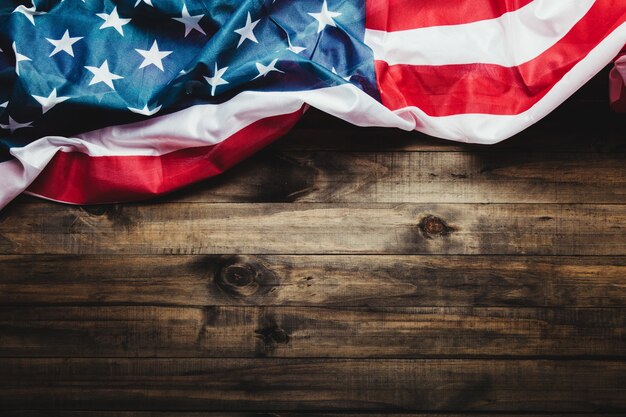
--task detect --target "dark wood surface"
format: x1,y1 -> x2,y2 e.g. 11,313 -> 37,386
0,71 -> 625,415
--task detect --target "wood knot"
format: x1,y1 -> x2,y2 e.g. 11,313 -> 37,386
223,264 -> 255,286
80,204 -> 134,229
255,326 -> 290,346
215,256 -> 279,299
419,215 -> 454,238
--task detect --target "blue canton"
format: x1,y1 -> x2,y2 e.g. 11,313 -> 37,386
0,0 -> 378,161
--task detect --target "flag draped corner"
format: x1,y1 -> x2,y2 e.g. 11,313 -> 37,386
610,51 -> 626,112
0,0 -> 625,208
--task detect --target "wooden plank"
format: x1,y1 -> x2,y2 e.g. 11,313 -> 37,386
1,203 -> 624,255
14,151 -> 626,205
1,359 -> 625,411
6,413 -> 620,417
1,255 -> 625,307
1,306 -> 624,358
155,151 -> 626,204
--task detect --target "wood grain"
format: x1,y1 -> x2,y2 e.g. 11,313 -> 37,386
7,414 -> 621,417
154,151 -> 626,204
1,305 -> 624,358
12,151 -> 626,205
1,359 -> 625,411
1,255 -> 625,307
1,203 -> 624,255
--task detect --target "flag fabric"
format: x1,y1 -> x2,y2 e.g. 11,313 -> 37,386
0,0 -> 625,208
610,49 -> 626,112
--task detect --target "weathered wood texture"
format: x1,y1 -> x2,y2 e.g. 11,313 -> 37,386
13,147 -> 626,206
138,151 -> 626,203
1,255 -> 624,307
1,305 -> 624,358
0,71 -> 625,414
1,359 -> 625,412
1,203 -> 625,254
7,414 -> 623,417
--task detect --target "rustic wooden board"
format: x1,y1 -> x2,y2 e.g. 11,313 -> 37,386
1,305 -> 624,358
6,413 -> 622,417
11,151 -> 626,204
1,203 -> 624,255
1,359 -> 625,412
1,255 -> 625,307
159,151 -> 626,204
12,151 -> 626,203
11,410 -> 615,417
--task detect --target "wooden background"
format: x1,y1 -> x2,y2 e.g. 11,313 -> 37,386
0,70 -> 625,416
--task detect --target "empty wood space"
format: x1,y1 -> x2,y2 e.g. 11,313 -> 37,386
0,71 -> 625,415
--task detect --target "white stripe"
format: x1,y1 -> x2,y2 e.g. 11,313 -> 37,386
364,0 -> 596,66
389,22 -> 626,143
1,21 -> 624,209
0,158 -> 43,207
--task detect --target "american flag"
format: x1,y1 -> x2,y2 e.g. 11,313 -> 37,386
0,0 -> 625,207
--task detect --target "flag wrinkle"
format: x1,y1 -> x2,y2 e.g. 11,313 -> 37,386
0,0 -> 624,208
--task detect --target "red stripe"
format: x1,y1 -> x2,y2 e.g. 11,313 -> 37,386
26,109 -> 303,205
365,0 -> 533,32
375,0 -> 626,115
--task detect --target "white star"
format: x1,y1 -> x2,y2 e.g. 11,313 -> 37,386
135,40 -> 172,71
85,60 -> 124,89
12,42 -> 31,76
172,4 -> 206,37
97,7 -> 131,36
0,101 -> 7,108
234,12 -> 259,48
12,4 -> 45,26
253,59 -> 284,80
286,37 -> 306,54
308,0 -> 341,33
32,88 -> 70,114
128,104 -> 162,116
0,116 -> 33,133
46,30 -> 83,57
203,63 -> 228,96
331,67 -> 352,82
134,0 -> 153,7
